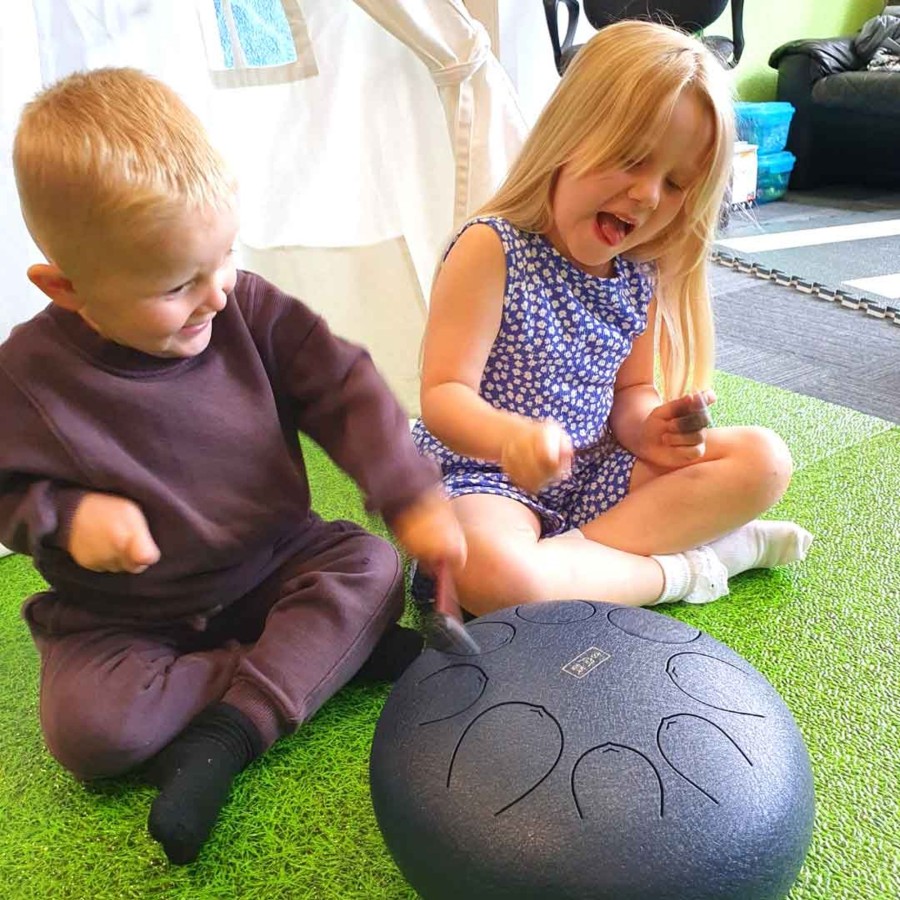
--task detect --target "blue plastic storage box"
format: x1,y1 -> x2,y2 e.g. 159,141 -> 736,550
756,151 -> 796,203
734,102 -> 795,155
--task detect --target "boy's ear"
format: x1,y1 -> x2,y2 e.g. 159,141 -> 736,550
27,263 -> 82,311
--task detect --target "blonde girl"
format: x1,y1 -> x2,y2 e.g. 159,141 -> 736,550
413,20 -> 811,614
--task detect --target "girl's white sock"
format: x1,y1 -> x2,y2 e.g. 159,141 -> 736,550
650,520 -> 813,606
707,520 -> 813,577
651,547 -> 729,605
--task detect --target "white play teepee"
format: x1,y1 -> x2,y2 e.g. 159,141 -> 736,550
1,0 -> 534,412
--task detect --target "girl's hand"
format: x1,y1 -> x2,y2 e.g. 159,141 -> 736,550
390,489 -> 467,572
637,391 -> 715,469
68,492 -> 161,574
500,419 -> 574,495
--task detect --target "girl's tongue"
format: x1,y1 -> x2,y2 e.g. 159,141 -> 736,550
596,212 -> 629,246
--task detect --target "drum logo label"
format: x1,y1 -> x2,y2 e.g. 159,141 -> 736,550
562,646 -> 610,678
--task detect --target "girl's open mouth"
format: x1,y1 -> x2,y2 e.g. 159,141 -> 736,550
595,212 -> 635,246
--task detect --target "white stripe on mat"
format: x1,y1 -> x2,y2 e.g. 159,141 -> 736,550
843,273 -> 900,299
718,219 -> 900,253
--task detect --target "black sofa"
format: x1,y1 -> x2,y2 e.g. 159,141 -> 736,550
769,4 -> 900,189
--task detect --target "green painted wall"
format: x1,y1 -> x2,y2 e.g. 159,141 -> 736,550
709,0 -> 886,99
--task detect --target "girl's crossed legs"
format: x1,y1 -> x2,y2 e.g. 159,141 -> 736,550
452,425 -> 809,615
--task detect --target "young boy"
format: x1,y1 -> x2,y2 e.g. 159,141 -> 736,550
0,68 -> 465,865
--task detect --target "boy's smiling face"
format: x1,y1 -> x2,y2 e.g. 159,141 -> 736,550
58,203 -> 240,358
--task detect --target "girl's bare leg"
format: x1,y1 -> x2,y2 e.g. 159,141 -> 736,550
451,494 -> 664,615
582,426 -> 794,555
450,426 -> 807,615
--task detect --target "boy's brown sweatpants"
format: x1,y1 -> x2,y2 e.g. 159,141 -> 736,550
24,519 -> 404,780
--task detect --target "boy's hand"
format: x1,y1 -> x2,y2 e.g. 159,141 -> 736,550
68,493 -> 161,574
637,390 -> 715,469
390,489 -> 466,572
500,418 -> 573,495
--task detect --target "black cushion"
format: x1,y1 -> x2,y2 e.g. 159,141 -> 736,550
812,70 -> 900,116
769,25 -> 900,188
769,37 -> 861,77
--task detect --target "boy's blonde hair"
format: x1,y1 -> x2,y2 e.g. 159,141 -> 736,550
478,20 -> 735,399
13,67 -> 236,282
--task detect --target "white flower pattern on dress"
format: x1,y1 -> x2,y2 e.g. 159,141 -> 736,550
412,217 -> 654,537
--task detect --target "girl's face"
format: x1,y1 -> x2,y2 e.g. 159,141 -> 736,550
546,89 -> 713,277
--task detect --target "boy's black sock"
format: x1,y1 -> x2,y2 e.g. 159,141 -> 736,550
147,702 -> 263,865
351,623 -> 424,682
410,562 -> 476,623
409,563 -> 437,614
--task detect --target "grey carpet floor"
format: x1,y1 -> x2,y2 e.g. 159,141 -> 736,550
724,187 -> 900,235
726,236 -> 900,305
711,188 -> 900,425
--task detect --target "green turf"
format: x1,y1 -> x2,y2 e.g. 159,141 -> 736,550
0,373 -> 897,899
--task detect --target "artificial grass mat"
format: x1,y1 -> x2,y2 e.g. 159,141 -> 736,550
0,371 -> 897,899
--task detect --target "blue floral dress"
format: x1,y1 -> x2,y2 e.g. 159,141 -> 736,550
412,216 -> 654,537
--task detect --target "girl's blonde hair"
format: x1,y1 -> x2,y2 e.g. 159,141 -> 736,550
13,67 -> 236,281
478,20 -> 735,398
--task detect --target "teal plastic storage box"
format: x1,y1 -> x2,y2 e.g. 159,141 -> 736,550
756,151 -> 796,203
734,102 -> 795,155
